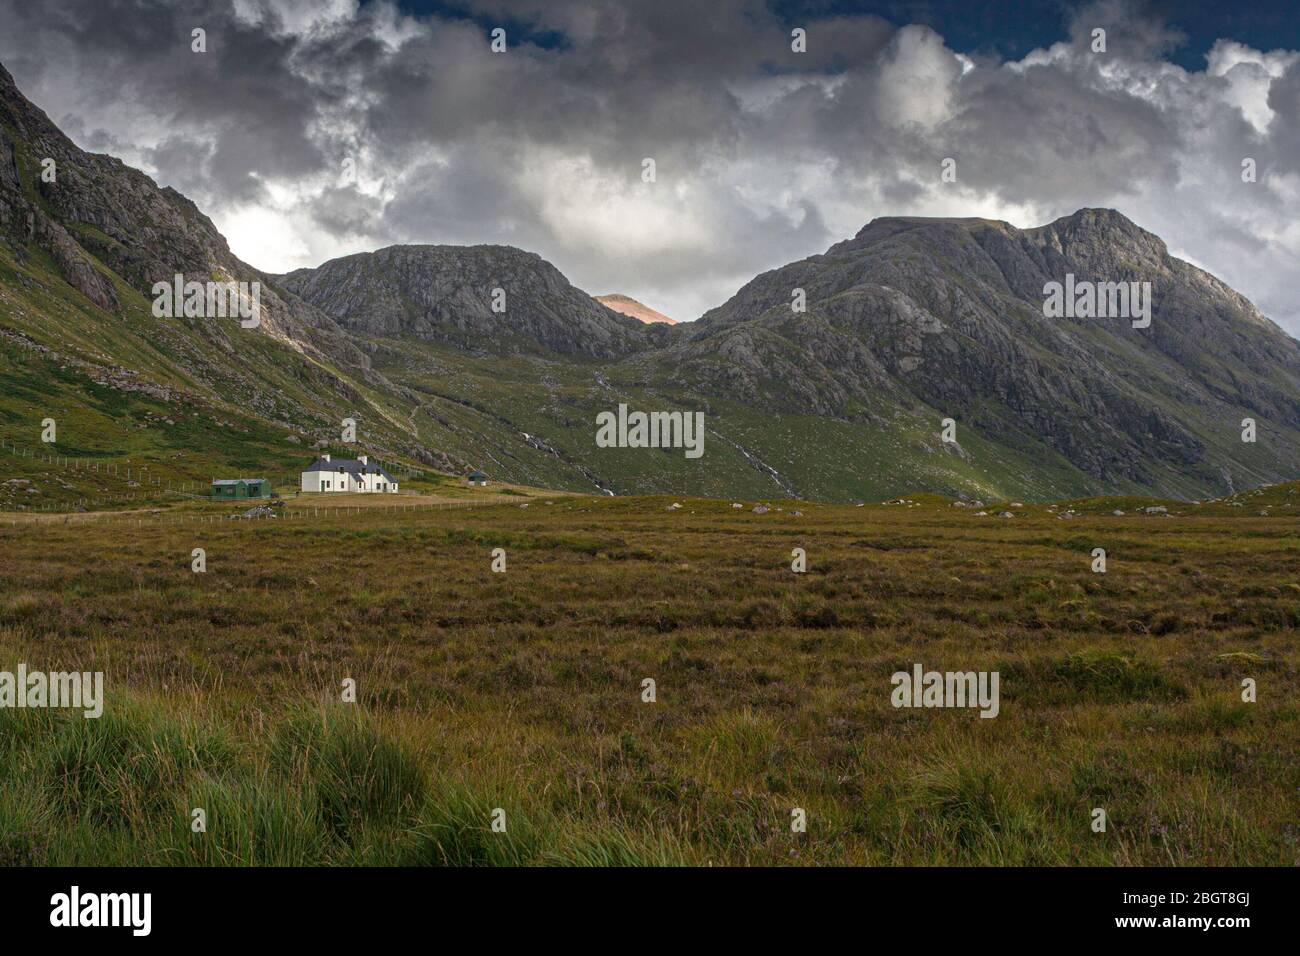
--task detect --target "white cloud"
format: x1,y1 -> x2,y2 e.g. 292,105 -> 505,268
1206,40 -> 1299,133
875,26 -> 963,128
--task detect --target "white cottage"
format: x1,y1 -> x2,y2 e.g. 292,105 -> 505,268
300,454 -> 399,494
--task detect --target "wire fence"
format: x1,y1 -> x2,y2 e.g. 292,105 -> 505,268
0,437 -> 453,515
0,495 -> 528,528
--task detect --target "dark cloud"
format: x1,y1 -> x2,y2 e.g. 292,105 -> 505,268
0,0 -> 1296,331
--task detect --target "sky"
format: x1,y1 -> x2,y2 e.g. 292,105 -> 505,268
0,0 -> 1297,331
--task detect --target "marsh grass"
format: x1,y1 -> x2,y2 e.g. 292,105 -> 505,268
0,493 -> 1295,864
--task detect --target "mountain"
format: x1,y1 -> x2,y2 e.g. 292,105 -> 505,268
1,59 -> 1297,505
671,211 -> 1300,498
279,246 -> 651,358
0,65 -> 365,362
284,208 -> 1300,501
0,60 -> 462,491
595,294 -> 677,325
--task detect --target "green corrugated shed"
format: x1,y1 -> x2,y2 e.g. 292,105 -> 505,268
212,478 -> 271,499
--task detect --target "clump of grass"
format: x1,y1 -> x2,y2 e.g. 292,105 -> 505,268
44,696 -> 237,827
545,826 -> 692,866
400,784 -> 542,866
268,702 -> 425,839
691,709 -> 786,784
0,691 -> 437,864
908,760 -> 1008,849
392,783 -> 691,867
903,758 -> 1052,863
173,775 -> 331,866
793,598 -> 839,628
1002,650 -> 1188,706
1050,651 -> 1187,702
0,785 -> 52,866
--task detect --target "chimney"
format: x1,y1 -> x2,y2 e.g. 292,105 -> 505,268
358,455 -> 368,465
322,454 -> 330,463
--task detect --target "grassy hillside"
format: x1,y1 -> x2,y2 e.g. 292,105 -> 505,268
370,337 -> 1108,502
0,243 -> 461,507
0,492 -> 1295,865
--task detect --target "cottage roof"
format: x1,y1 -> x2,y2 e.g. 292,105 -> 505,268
303,457 -> 396,482
213,478 -> 268,485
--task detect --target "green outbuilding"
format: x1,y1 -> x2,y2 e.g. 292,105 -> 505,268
211,478 -> 271,500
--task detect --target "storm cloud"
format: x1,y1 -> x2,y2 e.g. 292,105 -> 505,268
1,0 -> 1296,331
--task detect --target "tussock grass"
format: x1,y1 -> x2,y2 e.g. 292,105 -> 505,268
267,703 -> 425,838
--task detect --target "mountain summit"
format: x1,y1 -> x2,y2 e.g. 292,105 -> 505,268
595,294 -> 677,325
279,245 -> 650,358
